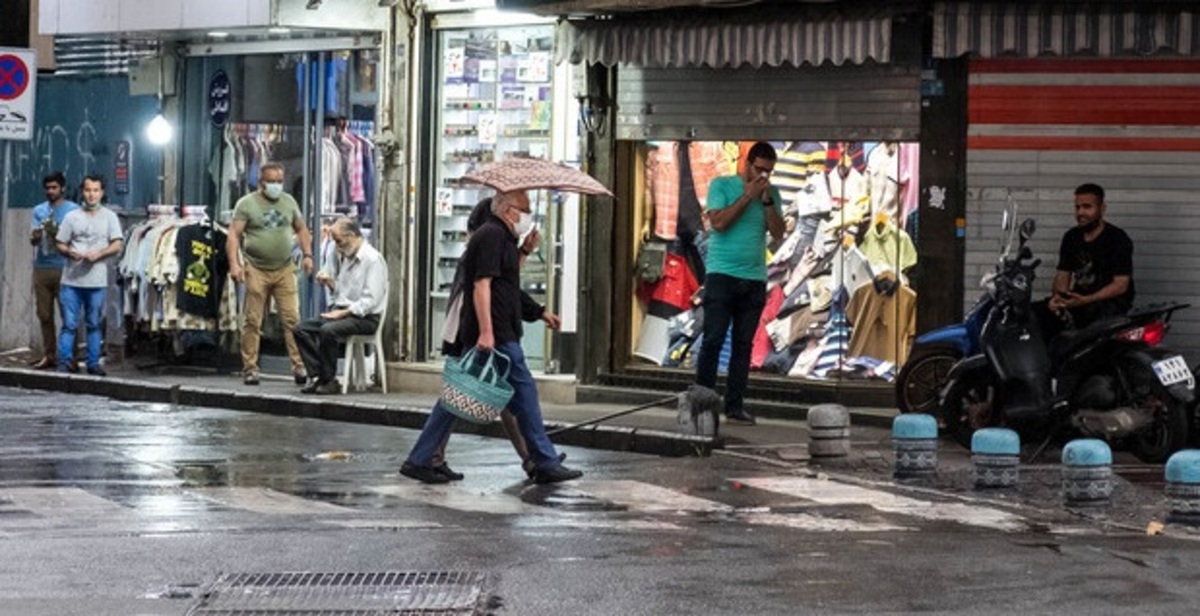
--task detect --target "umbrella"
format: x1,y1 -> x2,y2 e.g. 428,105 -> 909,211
462,157 -> 613,197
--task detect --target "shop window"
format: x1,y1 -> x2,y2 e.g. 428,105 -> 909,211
630,140 -> 920,384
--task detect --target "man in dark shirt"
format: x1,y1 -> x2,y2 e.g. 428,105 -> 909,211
1048,183 -> 1134,329
401,191 -> 582,485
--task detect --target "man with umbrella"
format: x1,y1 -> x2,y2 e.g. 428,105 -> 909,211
401,190 -> 582,484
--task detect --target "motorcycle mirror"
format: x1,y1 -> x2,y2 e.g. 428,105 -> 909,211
1020,218 -> 1036,241
1001,210 -> 1011,232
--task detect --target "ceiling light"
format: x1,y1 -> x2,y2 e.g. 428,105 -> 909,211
208,31 -> 229,38
146,113 -> 173,146
269,27 -> 291,34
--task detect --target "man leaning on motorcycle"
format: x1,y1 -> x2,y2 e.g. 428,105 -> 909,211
1039,182 -> 1135,336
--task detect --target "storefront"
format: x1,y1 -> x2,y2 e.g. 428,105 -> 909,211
413,2 -> 584,373
935,2 -> 1200,361
556,4 -> 938,402
35,0 -> 395,367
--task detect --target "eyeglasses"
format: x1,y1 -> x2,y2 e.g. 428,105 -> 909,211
752,163 -> 774,176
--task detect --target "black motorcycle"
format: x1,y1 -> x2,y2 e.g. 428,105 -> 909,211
939,215 -> 1193,463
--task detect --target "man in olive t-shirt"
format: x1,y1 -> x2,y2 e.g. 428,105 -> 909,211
227,161 -> 314,385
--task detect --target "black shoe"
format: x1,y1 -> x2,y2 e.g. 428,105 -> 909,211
315,380 -> 342,395
400,461 -> 450,484
294,372 -> 308,385
86,366 -> 107,377
31,357 -> 55,370
726,409 -> 757,425
300,380 -> 320,394
524,452 -> 569,479
244,372 -> 260,386
531,465 -> 583,484
433,463 -> 464,481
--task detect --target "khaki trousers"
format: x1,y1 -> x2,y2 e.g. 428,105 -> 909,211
240,263 -> 304,375
33,268 -> 81,361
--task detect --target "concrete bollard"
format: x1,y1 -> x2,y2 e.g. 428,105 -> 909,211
971,428 -> 1020,489
808,404 -> 851,458
893,414 -> 938,480
1165,450 -> 1200,525
1062,439 -> 1113,508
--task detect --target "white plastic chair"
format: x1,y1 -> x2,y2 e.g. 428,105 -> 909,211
342,298 -> 388,394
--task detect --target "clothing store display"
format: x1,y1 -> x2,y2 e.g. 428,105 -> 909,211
751,285 -> 785,369
646,142 -> 680,240
810,309 -> 852,378
898,143 -> 920,226
866,142 -> 902,223
175,224 -> 229,319
830,245 -> 874,294
859,221 -> 918,274
826,163 -> 870,227
845,277 -> 917,365
637,252 -> 700,317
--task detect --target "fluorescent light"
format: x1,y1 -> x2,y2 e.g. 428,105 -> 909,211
208,31 -> 229,38
146,113 -> 173,146
268,27 -> 291,34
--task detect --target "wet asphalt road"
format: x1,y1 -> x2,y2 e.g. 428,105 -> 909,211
3,388 -> 1200,615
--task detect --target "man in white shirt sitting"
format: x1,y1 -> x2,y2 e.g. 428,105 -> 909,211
296,217 -> 388,395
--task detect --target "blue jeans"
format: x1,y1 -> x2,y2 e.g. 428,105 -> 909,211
59,285 -> 106,370
695,273 -> 767,414
407,341 -> 562,471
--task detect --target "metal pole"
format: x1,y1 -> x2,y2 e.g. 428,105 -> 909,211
0,141 -> 10,334
311,52 -> 327,319
300,52 -> 313,319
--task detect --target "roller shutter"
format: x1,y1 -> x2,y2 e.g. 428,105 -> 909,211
964,58 -> 1200,359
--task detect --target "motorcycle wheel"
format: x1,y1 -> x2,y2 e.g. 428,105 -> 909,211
940,370 -> 998,450
896,344 -> 961,415
1125,363 -> 1190,464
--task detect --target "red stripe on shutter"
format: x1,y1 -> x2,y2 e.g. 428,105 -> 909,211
969,86 -> 1200,125
968,136 -> 1200,151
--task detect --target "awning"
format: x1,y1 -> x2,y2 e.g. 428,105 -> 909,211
934,2 -> 1200,59
555,7 -> 893,68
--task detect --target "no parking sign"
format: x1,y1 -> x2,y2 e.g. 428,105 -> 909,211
0,47 -> 36,142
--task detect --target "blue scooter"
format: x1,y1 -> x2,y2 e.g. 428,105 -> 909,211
895,292 -> 991,415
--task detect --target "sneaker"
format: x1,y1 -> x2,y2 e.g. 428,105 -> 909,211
244,372 -> 260,386
86,366 -> 107,377
531,465 -> 583,485
300,380 -> 320,394
726,409 -> 757,425
294,372 -> 308,385
400,461 -> 450,484
524,453 -> 569,479
433,463 -> 464,481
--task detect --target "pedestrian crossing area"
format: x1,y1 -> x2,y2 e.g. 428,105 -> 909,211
0,474 -> 1062,538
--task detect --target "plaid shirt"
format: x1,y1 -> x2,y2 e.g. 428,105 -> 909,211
646,142 -> 679,239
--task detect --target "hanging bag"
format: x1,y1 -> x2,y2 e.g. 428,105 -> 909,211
439,349 -> 514,424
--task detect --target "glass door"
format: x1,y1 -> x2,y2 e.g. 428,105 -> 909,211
430,24 -> 557,369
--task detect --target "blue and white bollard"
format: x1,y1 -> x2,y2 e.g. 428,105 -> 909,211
1165,450 -> 1200,525
893,414 -> 938,480
971,428 -> 1020,489
808,404 -> 851,458
1062,439 -> 1113,508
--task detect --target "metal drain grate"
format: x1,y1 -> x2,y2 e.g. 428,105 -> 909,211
187,571 -> 488,615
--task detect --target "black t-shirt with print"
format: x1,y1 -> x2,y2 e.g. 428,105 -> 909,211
176,224 -> 229,319
1057,222 -> 1135,318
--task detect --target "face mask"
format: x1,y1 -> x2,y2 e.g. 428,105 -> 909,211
82,200 -> 101,211
513,211 -> 534,238
263,182 -> 284,200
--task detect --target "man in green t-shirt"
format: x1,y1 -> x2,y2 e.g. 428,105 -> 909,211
695,142 -> 786,426
226,162 -> 314,385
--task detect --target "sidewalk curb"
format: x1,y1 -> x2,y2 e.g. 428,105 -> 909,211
0,368 -> 718,458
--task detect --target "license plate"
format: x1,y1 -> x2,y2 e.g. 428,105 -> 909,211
1152,355 -> 1193,388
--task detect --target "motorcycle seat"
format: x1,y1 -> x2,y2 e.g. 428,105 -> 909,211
1051,316 -> 1130,359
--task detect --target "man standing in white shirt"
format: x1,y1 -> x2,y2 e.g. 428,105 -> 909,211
295,217 -> 388,395
54,175 -> 124,376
